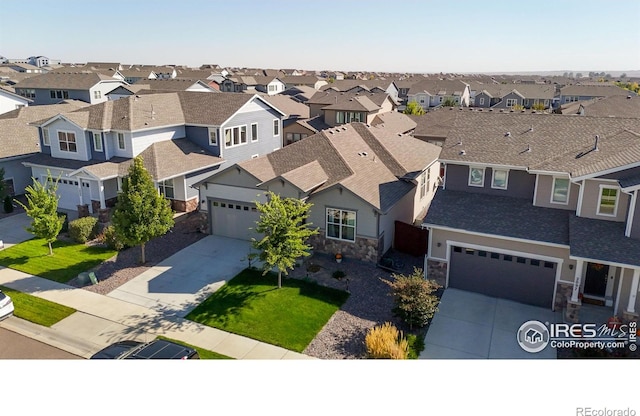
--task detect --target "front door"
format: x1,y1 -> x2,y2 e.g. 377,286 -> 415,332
583,263 -> 609,298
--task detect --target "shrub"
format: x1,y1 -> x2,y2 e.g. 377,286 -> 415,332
383,267 -> 441,330
68,216 -> 99,243
365,322 -> 408,359
100,225 -> 125,251
532,102 -> 546,111
332,270 -> 346,280
3,195 -> 13,213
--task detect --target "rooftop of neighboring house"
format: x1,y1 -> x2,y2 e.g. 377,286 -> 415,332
31,91 -> 281,131
280,85 -> 317,102
566,95 -> 640,118
476,83 -> 555,99
290,115 -> 330,134
0,85 -> 32,102
307,90 -> 393,111
237,122 -> 441,212
407,79 -> 470,96
370,111 -> 417,134
560,83 -> 631,97
319,79 -> 395,92
14,72 -> 121,90
257,94 -> 310,119
9,63 -> 41,71
410,108 -> 459,139
132,78 -> 213,91
440,112 -> 640,178
0,102 -> 89,159
279,75 -> 324,85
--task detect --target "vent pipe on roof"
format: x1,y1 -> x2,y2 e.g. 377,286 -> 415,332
594,135 -> 600,151
459,150 -> 466,155
505,132 -> 511,137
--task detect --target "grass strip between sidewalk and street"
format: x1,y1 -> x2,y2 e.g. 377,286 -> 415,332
156,336 -> 233,359
186,268 -> 349,352
0,285 -> 76,327
0,238 -> 117,283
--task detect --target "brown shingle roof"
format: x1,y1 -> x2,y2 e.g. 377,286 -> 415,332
15,72 -> 120,90
371,111 -> 417,134
560,84 -> 631,97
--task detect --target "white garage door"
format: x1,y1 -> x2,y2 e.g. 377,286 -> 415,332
209,199 -> 262,240
55,178 -> 81,210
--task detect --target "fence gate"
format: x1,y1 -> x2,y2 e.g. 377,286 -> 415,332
393,221 -> 428,257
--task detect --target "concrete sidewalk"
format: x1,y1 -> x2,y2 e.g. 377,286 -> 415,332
0,266 -> 312,360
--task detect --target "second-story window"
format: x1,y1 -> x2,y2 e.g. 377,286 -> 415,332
224,125 -> 247,147
94,90 -> 101,99
491,169 -> 509,190
506,98 -> 518,107
551,177 -> 570,204
58,131 -> 77,152
468,167 -> 485,187
117,133 -> 126,150
50,90 -> 69,99
208,128 -> 217,146
335,111 -> 364,124
598,186 -> 619,217
273,119 -> 280,136
93,132 -> 102,152
42,128 -> 50,146
251,123 -> 258,142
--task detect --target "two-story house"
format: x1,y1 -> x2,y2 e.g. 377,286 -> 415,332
306,90 -> 397,127
195,122 -> 441,262
23,92 -> 285,215
14,72 -> 127,106
473,84 -> 555,110
423,112 -> 640,323
407,80 -> 471,110
559,84 -> 633,106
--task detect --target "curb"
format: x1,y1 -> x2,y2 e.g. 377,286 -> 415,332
0,316 -> 101,359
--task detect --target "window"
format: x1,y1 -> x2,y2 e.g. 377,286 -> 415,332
491,169 -> 508,190
93,90 -> 101,99
50,90 -> 69,99
551,177 -> 570,204
20,88 -> 35,99
285,132 -> 308,145
93,132 -> 102,152
479,97 -> 485,105
326,208 -> 356,242
58,131 -> 77,152
208,128 -> 217,146
42,128 -> 50,146
506,98 -> 518,107
117,133 -> 126,150
158,179 -> 174,199
268,85 -> 276,92
335,111 -> 365,124
273,119 -> 280,136
468,167 -> 484,187
251,123 -> 258,142
598,186 -> 619,216
224,125 -> 248,147
419,171 -> 427,199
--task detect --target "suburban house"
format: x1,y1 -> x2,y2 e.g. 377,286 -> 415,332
423,112 -> 640,323
196,122 -> 442,262
280,75 -> 328,90
559,95 -> 640,117
559,84 -> 632,106
473,84 -> 555,110
370,111 -> 417,135
13,72 -> 127,105
0,101 -> 88,196
0,86 -> 32,114
131,78 -> 219,93
407,80 -> 471,110
321,79 -> 400,103
220,76 -> 286,95
306,90 -> 397,127
22,92 -> 286,215
409,108 -> 459,147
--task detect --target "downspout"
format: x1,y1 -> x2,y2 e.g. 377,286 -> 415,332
621,188 -> 636,237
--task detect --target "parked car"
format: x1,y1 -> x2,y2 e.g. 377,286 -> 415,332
0,290 -> 14,321
90,339 -> 199,359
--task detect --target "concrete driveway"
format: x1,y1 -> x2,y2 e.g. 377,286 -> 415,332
421,288 -> 560,359
0,213 -> 34,249
107,235 -> 254,317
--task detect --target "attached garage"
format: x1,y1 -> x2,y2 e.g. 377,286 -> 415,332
55,178 -> 81,210
448,245 -> 557,308
208,198 -> 261,240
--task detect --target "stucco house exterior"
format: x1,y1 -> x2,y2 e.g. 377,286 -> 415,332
196,122 -> 441,262
423,112 -> 640,323
23,92 -> 285,215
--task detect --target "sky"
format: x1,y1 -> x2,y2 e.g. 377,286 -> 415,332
1,0 -> 639,74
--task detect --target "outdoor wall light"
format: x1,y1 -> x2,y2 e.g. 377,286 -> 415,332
437,242 -> 442,247
569,264 -> 574,270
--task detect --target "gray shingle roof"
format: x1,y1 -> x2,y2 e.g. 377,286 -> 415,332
15,72 -> 120,90
423,189 -> 570,245
569,216 -> 640,267
371,111 -> 417,134
440,112 -> 640,177
238,122 -> 440,212
307,90 -> 391,110
618,172 -> 640,189
560,84 -> 631,97
577,95 -> 640,118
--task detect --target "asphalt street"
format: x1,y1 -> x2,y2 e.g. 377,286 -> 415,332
0,326 -> 82,359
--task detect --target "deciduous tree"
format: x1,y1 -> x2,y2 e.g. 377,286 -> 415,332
383,267 -> 441,330
403,101 -> 425,115
252,192 -> 318,288
111,156 -> 174,264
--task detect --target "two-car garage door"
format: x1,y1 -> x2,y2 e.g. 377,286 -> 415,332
448,245 -> 556,308
209,198 -> 261,240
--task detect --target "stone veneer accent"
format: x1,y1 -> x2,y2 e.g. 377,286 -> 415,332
77,204 -> 90,218
172,198 -> 199,213
98,208 -> 110,224
426,259 -> 447,287
554,282 -> 573,311
308,230 -> 383,263
564,297 -> 581,323
91,200 -> 101,213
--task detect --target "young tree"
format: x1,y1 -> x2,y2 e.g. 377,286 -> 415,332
15,172 -> 65,255
111,156 -> 174,264
252,192 -> 318,288
383,267 -> 441,330
441,97 -> 456,107
403,101 -> 425,115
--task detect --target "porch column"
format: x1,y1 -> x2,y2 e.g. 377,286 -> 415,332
98,180 -> 106,209
605,266 -> 616,307
77,178 -> 83,205
571,259 -> 584,302
626,268 -> 640,313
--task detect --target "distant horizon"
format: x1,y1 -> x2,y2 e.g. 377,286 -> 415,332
1,0 -> 638,74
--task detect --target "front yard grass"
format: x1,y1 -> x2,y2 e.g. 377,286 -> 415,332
186,268 -> 349,352
0,285 -> 76,327
0,238 -> 116,283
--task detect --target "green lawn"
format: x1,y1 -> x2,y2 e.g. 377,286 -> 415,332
0,238 -> 116,283
156,336 -> 233,359
0,285 -> 76,327
186,269 -> 349,352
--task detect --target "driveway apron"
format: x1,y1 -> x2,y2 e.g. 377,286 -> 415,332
107,235 -> 253,317
0,213 -> 34,249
